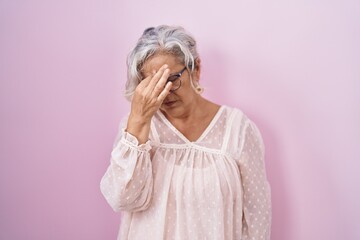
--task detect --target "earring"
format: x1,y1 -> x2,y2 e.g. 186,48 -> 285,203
190,78 -> 204,94
195,85 -> 204,94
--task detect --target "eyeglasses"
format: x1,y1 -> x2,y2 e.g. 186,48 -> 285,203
167,66 -> 187,91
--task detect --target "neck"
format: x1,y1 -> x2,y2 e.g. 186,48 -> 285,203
160,96 -> 221,142
162,95 -> 209,124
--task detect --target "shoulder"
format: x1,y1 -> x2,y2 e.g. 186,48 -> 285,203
222,105 -> 265,156
222,105 -> 263,140
221,105 -> 249,127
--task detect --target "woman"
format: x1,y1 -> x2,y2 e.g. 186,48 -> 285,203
100,25 -> 272,240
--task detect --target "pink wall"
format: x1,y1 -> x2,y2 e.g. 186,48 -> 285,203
1,0 -> 359,239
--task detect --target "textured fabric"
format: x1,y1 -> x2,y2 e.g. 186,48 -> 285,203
100,105 -> 272,240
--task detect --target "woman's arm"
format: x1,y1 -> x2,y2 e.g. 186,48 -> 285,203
100,64 -> 172,212
237,119 -> 272,240
100,115 -> 153,212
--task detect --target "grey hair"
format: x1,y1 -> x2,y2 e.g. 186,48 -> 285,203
124,25 -> 200,101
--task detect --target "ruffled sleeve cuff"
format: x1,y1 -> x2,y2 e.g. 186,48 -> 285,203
119,128 -> 152,152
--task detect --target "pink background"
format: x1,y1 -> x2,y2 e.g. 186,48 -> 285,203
1,0 -> 359,239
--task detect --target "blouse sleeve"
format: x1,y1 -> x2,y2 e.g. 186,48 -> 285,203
237,119 -> 272,240
100,115 -> 154,212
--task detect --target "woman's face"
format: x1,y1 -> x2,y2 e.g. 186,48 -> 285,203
141,53 -> 201,118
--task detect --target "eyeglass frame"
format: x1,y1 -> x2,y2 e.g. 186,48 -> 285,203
167,66 -> 187,91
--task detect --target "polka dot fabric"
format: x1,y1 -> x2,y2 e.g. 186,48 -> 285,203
100,106 -> 272,240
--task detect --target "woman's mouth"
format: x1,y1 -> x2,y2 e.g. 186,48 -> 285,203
163,100 -> 177,107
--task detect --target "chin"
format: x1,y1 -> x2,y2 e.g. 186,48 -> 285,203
160,101 -> 183,115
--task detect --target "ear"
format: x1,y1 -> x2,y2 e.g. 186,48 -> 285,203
192,58 -> 201,81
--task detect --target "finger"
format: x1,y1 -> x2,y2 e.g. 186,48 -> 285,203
146,64 -> 169,91
138,73 -> 154,89
157,82 -> 173,103
151,68 -> 170,97
135,75 -> 153,96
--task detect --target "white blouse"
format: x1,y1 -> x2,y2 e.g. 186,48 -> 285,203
100,105 -> 272,240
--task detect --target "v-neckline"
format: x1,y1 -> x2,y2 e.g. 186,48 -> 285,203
157,105 -> 225,144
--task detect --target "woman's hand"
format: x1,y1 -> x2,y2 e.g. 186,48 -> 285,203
126,64 -> 173,144
131,64 -> 172,121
